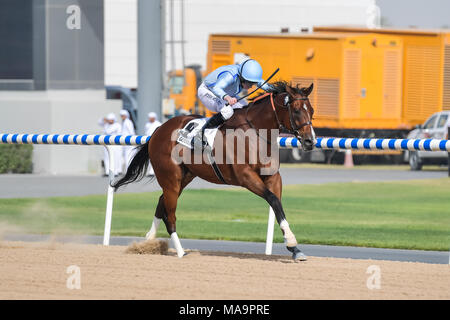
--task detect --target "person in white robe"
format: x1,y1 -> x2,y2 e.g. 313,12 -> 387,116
144,112 -> 162,175
98,113 -> 123,176
119,109 -> 136,170
145,112 -> 162,136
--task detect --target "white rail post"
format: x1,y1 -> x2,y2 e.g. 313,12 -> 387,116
265,207 -> 276,255
103,146 -> 115,246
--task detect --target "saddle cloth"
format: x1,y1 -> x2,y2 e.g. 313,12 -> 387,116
176,118 -> 219,149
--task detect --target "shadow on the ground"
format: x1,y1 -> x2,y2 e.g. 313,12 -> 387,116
185,249 -> 298,263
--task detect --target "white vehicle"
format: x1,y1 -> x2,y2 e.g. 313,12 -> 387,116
405,111 -> 450,170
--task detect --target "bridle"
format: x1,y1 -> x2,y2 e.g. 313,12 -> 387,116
279,93 -> 313,138
246,92 -> 313,140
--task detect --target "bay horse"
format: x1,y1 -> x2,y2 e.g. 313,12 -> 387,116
112,81 -> 316,260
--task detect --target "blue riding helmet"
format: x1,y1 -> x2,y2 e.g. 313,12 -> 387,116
239,59 -> 264,83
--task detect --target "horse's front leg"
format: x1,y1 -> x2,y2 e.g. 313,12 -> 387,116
262,172 -> 306,261
242,170 -> 306,261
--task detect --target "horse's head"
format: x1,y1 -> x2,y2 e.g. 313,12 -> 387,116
274,82 -> 316,151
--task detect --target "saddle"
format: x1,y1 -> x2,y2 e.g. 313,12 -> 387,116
176,118 -> 227,184
176,118 -> 219,150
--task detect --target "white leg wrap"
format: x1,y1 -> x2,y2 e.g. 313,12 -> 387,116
171,232 -> 185,258
280,220 -> 298,247
145,217 -> 161,240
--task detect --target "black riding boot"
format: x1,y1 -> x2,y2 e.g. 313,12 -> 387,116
203,112 -> 226,132
193,112 -> 226,148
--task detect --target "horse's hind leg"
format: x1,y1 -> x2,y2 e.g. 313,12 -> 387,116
146,168 -> 195,258
145,195 -> 165,240
160,187 -> 185,257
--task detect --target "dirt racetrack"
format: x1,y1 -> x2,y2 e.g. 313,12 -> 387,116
0,241 -> 448,300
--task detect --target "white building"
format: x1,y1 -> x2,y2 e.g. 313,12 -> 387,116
0,1 -> 121,175
0,0 -> 379,175
105,0 -> 379,88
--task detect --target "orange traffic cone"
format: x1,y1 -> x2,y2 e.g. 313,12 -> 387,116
344,149 -> 354,168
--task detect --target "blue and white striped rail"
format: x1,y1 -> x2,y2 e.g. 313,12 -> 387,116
1,133 -> 450,151
2,132 -> 449,253
0,133 -> 150,146
277,137 -> 450,151
0,132 -> 153,247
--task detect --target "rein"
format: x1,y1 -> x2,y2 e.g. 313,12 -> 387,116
286,96 -> 312,137
236,67 -> 280,103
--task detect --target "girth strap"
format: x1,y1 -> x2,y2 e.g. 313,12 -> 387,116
205,150 -> 227,184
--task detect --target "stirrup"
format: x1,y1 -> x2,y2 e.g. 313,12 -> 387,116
191,128 -> 208,149
191,113 -> 224,149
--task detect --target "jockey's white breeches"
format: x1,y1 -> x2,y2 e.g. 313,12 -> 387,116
197,83 -> 247,120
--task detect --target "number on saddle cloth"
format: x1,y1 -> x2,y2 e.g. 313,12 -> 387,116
185,122 -> 197,133
177,118 -> 214,150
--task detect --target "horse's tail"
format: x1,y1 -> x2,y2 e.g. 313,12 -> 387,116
111,141 -> 150,191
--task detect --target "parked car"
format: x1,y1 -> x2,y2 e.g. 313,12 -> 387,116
405,111 -> 450,170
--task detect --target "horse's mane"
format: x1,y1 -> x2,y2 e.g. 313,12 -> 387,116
250,81 -> 305,102
266,81 -> 304,95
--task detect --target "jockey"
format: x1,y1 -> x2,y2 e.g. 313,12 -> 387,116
196,59 -> 272,136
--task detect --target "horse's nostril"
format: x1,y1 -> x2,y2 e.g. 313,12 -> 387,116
303,139 -> 314,150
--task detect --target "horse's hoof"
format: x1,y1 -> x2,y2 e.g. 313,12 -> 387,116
287,246 -> 307,261
293,251 -> 307,261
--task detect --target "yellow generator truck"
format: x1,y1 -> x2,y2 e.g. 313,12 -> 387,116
314,26 -> 450,126
168,64 -> 211,117
207,32 -> 406,163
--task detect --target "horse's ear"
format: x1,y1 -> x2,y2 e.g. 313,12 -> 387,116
301,83 -> 314,97
285,85 -> 296,97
